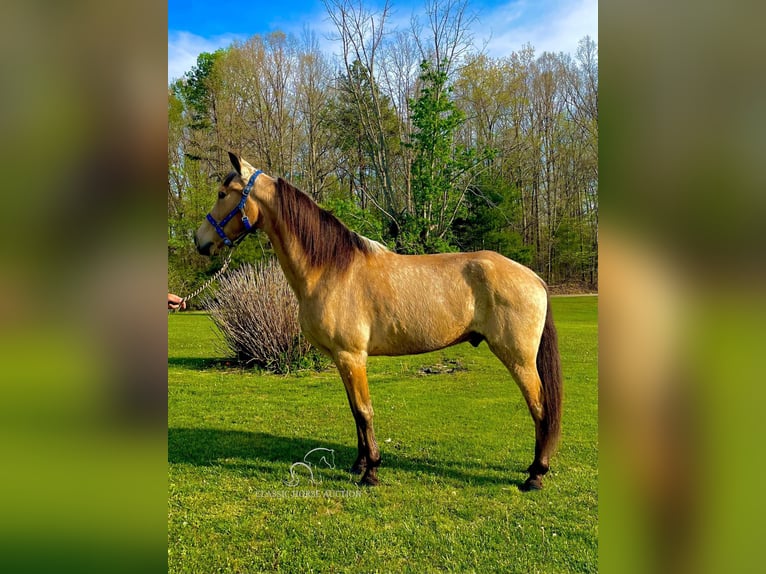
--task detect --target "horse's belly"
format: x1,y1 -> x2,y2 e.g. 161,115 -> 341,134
367,336 -> 467,356
366,312 -> 474,356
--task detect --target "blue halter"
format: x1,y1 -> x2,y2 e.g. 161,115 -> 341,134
206,170 -> 263,247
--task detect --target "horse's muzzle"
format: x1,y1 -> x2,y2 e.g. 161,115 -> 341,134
194,234 -> 213,256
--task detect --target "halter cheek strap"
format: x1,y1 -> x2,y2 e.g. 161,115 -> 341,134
206,170 -> 263,247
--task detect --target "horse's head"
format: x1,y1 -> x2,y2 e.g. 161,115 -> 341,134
194,152 -> 263,256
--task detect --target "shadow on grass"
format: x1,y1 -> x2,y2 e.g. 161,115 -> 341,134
168,427 -> 528,488
168,357 -> 237,370
168,357 -> 333,374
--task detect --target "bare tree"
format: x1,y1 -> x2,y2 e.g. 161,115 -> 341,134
323,0 -> 400,230
379,29 -> 421,214
411,0 -> 476,78
295,28 -> 336,200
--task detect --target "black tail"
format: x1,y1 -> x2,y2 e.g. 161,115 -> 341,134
537,295 -> 563,453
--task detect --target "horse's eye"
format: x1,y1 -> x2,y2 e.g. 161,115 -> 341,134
218,191 -> 226,199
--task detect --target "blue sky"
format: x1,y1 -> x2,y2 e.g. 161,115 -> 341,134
168,0 -> 597,83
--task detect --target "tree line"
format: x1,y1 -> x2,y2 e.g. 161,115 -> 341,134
168,0 -> 597,297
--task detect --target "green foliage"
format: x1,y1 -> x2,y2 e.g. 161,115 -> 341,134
452,177 -> 532,264
401,61 -> 495,254
167,89 -> 184,126
172,50 -> 225,130
321,195 -> 387,247
551,216 -> 597,286
168,296 -> 598,573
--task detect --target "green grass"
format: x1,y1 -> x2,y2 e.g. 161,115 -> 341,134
168,296 -> 598,573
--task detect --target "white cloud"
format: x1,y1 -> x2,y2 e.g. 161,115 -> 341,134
478,0 -> 598,58
167,30 -> 245,84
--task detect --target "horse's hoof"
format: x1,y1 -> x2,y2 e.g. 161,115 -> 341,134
519,476 -> 543,491
359,473 -> 379,486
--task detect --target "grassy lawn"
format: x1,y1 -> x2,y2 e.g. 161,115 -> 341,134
168,296 -> 598,573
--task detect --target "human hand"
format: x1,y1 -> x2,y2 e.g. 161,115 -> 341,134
168,293 -> 186,310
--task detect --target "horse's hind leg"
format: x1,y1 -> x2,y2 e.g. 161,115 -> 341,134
487,342 -> 551,490
335,351 -> 381,486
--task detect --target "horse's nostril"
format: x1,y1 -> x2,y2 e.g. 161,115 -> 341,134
197,241 -> 212,256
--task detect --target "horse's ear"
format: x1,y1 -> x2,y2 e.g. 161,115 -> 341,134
228,152 -> 242,175
229,151 -> 256,180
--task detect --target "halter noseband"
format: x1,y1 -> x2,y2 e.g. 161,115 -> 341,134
206,170 -> 263,247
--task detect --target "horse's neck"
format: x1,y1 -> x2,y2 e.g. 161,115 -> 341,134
260,213 -> 315,300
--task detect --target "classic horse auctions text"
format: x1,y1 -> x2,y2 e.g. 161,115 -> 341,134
253,489 -> 362,499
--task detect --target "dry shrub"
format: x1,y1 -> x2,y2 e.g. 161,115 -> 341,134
203,259 -> 326,373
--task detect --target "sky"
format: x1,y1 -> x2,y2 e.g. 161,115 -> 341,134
168,0 -> 597,84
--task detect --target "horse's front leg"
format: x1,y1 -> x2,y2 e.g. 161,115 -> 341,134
349,424 -> 367,475
339,389 -> 368,474
335,351 -> 380,486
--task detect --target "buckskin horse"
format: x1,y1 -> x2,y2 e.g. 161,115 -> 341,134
194,153 -> 563,490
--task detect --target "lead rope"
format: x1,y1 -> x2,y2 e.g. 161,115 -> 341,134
174,249 -> 235,310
